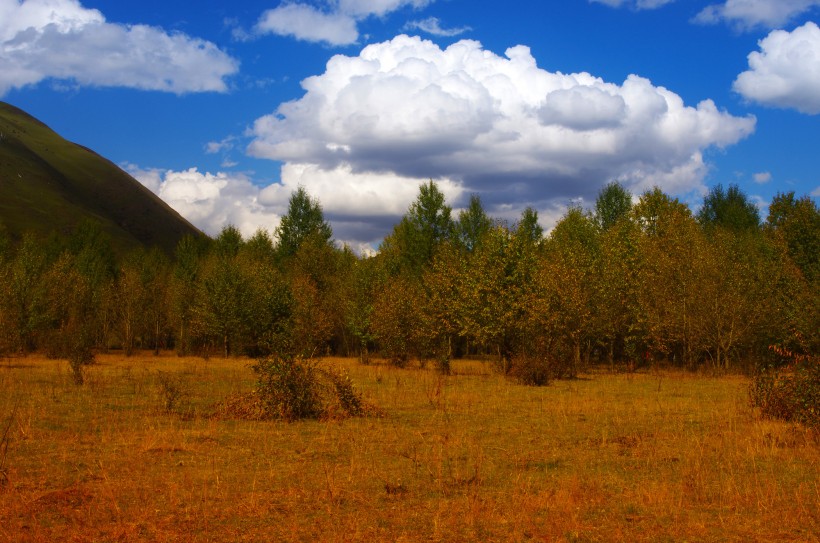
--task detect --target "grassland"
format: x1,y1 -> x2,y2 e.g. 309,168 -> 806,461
0,354 -> 817,542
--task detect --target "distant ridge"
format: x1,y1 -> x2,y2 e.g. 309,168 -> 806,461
0,101 -> 202,254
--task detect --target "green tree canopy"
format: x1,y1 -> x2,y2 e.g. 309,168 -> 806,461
381,180 -> 454,276
455,194 -> 492,252
275,187 -> 333,261
595,181 -> 633,231
515,207 -> 543,245
766,191 -> 820,283
697,184 -> 760,232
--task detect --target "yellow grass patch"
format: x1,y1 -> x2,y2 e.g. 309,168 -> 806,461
0,354 -> 818,542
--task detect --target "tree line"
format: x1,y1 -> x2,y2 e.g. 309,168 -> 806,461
0,183 -> 817,380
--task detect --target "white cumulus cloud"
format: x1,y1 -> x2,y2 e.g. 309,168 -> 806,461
694,0 -> 820,30
128,166 -> 279,238
247,35 -> 756,220
254,0 -> 434,46
733,22 -> 820,114
0,0 -> 238,96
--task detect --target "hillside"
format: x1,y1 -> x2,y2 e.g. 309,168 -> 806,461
0,101 -> 201,254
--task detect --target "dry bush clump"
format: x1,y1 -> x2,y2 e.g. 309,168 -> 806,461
215,356 -> 380,422
751,347 -> 819,429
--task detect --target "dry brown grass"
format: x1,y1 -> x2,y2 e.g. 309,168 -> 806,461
0,353 -> 818,542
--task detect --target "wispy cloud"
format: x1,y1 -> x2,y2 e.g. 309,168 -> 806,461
694,0 -> 820,31
753,171 -> 772,184
403,17 -> 470,37
589,0 -> 676,11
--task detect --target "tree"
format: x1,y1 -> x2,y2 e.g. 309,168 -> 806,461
42,253 -> 97,383
459,223 -> 531,372
116,253 -> 146,356
595,215 -> 642,367
454,194 -> 492,253
381,180 -> 454,276
516,207 -> 543,245
766,192 -> 820,283
697,184 -> 760,232
595,181 -> 632,231
170,235 -> 208,356
633,189 -> 705,367
0,234 -> 50,353
371,274 -> 423,366
239,239 -> 292,357
275,187 -> 333,262
345,256 -> 380,364
539,206 -> 600,376
192,226 -> 251,358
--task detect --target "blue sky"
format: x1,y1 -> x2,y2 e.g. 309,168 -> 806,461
1,0 -> 818,250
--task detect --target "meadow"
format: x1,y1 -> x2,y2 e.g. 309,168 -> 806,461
0,354 -> 818,542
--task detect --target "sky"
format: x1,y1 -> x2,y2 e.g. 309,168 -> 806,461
1,0 -> 819,251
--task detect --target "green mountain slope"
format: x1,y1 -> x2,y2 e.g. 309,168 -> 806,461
0,101 -> 202,254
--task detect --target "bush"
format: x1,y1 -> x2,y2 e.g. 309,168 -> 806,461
750,347 -> 819,429
252,356 -> 374,421
508,354 -> 552,386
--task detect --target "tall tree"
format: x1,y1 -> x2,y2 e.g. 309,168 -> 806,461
170,235 -> 208,356
595,181 -> 632,231
540,207 -> 600,375
766,192 -> 820,283
275,187 -> 333,261
697,184 -> 760,232
0,233 -> 50,352
192,226 -> 251,358
516,207 -> 543,245
633,190 -> 705,367
454,194 -> 492,253
381,180 -> 454,276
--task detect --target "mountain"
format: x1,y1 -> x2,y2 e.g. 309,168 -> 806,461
0,101 -> 202,255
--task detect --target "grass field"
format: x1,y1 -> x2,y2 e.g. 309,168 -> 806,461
0,354 -> 817,542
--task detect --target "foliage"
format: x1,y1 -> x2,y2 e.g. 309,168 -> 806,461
252,355 -> 369,421
750,346 -> 819,428
766,191 -> 820,283
381,180 -> 454,276
0,181 -> 817,378
275,186 -> 333,262
454,194 -> 492,252
371,275 -> 422,367
697,183 -> 760,232
595,181 -> 632,231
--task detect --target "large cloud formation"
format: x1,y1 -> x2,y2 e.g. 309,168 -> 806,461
0,0 -> 238,96
255,0 -> 433,46
734,22 -> 820,114
247,35 -> 756,226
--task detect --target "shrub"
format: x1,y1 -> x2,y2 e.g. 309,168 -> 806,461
155,372 -> 187,413
252,356 -> 374,421
253,356 -> 324,421
508,354 -> 552,386
750,346 -> 819,429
